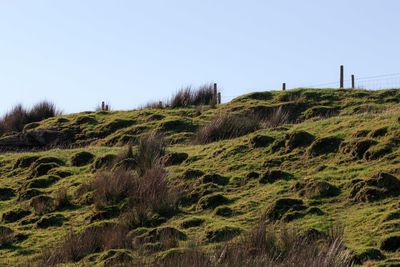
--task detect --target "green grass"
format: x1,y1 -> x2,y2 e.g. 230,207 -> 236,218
0,88 -> 400,266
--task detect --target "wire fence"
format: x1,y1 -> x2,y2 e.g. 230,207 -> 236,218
304,72 -> 400,89
221,72 -> 400,102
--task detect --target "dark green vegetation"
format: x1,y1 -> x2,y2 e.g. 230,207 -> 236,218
0,101 -> 61,136
0,88 -> 400,266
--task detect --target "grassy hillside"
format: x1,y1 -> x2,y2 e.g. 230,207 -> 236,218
0,88 -> 400,266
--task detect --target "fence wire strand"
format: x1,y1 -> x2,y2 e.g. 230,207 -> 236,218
220,72 -> 400,102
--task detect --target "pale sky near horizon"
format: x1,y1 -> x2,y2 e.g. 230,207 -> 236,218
0,1 -> 399,115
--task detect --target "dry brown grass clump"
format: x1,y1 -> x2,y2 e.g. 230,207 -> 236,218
92,170 -> 135,209
136,131 -> 166,175
170,84 -> 216,108
260,105 -> 290,128
159,221 -> 353,267
41,223 -> 129,265
195,113 -> 260,144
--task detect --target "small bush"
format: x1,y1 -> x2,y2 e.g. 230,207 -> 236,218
29,101 -> 62,122
91,165 -> 181,226
123,165 -> 181,227
0,104 -> 28,134
170,84 -> 216,108
195,114 -> 260,144
136,132 -> 166,175
92,170 -> 135,209
41,223 -> 129,265
260,105 -> 290,128
0,101 -> 61,136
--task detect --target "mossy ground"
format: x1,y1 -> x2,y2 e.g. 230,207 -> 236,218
0,88 -> 400,266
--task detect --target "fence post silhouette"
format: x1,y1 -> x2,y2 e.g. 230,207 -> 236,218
282,83 -> 286,91
213,83 -> 218,105
351,75 -> 355,89
340,65 -> 344,88
101,101 -> 105,111
217,92 -> 221,104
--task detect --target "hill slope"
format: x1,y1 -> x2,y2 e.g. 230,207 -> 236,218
0,88 -> 400,266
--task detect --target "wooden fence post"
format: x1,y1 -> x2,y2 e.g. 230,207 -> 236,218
105,105 -> 109,111
213,83 -> 218,105
217,92 -> 221,104
351,75 -> 355,89
101,101 -> 105,111
340,65 -> 344,88
282,83 -> 286,91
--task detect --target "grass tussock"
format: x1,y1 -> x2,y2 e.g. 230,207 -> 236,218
170,84 -> 216,108
195,105 -> 292,144
136,131 -> 166,175
41,223 -> 129,265
91,132 -> 180,226
92,170 -> 135,209
127,165 -> 180,219
141,84 -> 217,110
0,101 -> 61,135
195,113 -> 260,144
160,221 -> 353,267
260,106 -> 290,128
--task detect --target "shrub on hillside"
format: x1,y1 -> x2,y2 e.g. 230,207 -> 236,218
0,101 -> 61,136
91,160 -> 181,226
41,223 -> 129,265
29,101 -> 62,122
170,84 -> 216,108
136,132 -> 166,175
92,170 -> 135,209
121,164 -> 182,227
260,105 -> 290,128
195,113 -> 260,144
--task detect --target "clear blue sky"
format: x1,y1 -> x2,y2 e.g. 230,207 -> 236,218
0,0 -> 399,115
